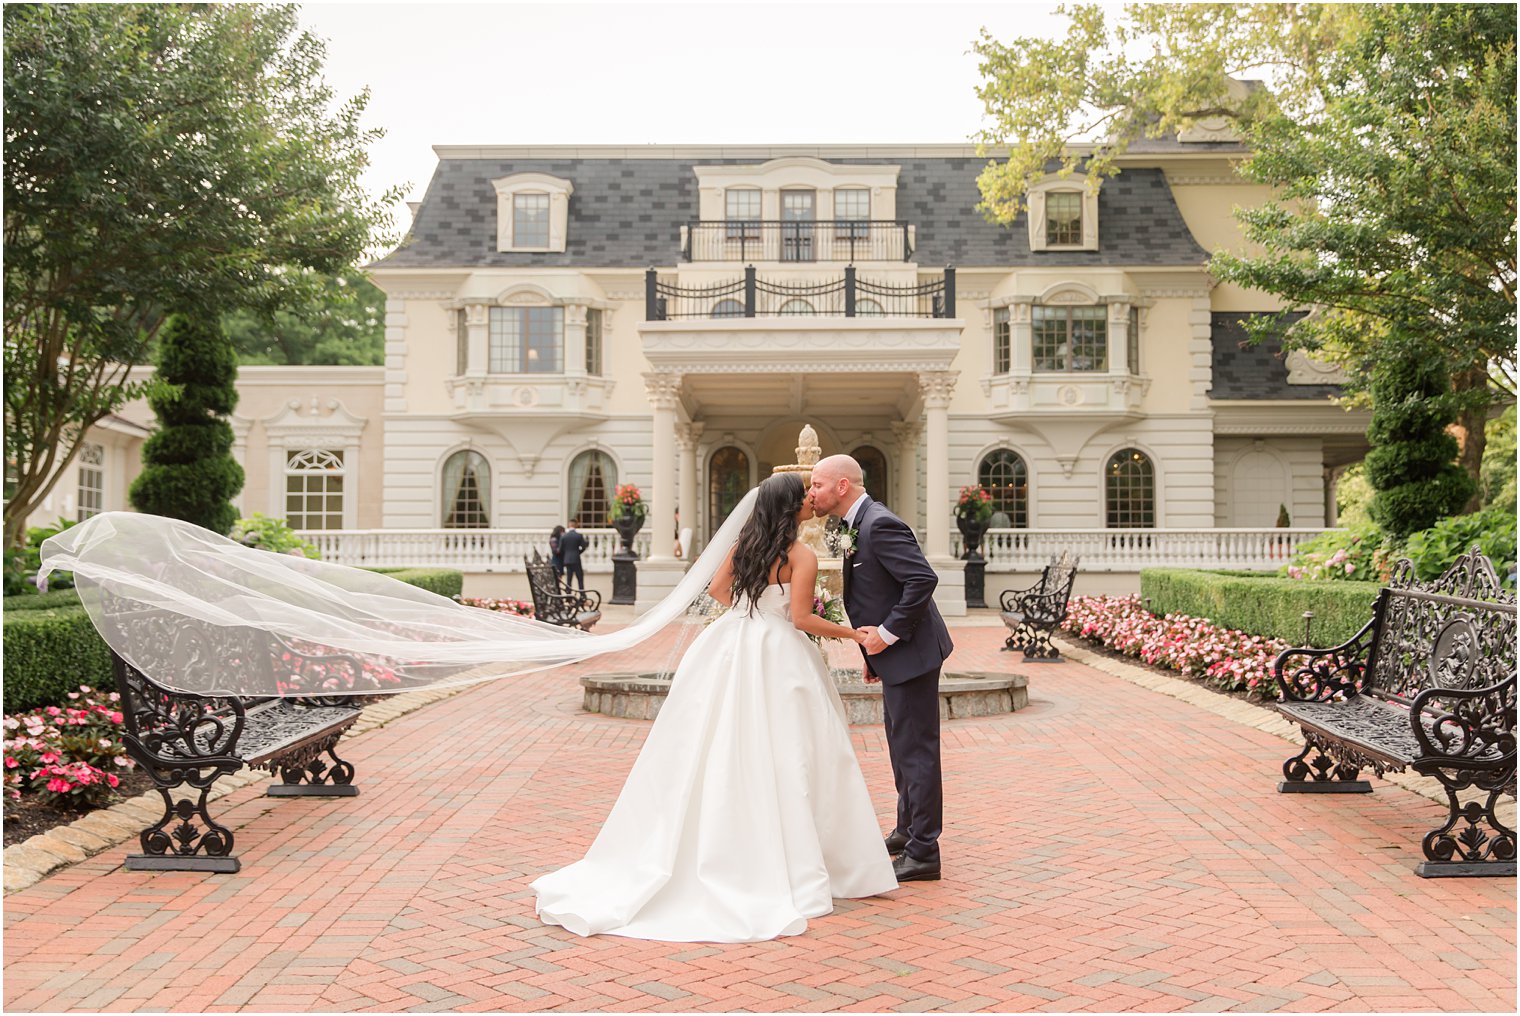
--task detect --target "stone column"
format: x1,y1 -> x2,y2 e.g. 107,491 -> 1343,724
676,421 -> 704,558
637,373 -> 688,613
891,419 -> 921,529
919,370 -> 966,615
563,304 -> 589,381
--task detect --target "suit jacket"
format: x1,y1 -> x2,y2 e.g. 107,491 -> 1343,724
560,529 -> 588,566
841,497 -> 954,685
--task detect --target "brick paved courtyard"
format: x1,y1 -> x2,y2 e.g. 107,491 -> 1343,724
4,622 -> 1515,1013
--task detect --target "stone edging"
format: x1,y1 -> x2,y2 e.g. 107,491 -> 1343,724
1053,636 -> 1518,828
2,683 -> 472,895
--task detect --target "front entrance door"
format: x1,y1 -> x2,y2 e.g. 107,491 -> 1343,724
781,190 -> 815,262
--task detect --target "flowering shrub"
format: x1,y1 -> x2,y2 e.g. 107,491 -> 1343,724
1282,522 -> 1393,583
3,686 -> 133,806
230,513 -> 321,559
955,485 -> 994,523
456,595 -> 534,617
1060,594 -> 1290,700
608,484 -> 647,522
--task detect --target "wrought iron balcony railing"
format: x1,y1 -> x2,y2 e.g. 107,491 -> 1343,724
645,266 -> 955,321
681,220 -> 913,262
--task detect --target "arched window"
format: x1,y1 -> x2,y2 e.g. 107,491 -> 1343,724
855,298 -> 885,316
1106,448 -> 1155,528
567,450 -> 616,526
711,299 -> 745,318
442,450 -> 491,528
978,449 -> 1028,528
709,446 -> 750,533
286,448 -> 345,530
778,299 -> 814,316
851,445 -> 889,508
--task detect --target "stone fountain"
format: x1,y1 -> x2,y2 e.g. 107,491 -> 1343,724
579,424 -> 1028,723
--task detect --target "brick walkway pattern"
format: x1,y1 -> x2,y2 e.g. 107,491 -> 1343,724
4,625 -> 1515,1013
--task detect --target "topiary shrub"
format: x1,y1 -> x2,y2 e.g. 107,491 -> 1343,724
129,313 -> 245,535
1141,569 -> 1385,647
1363,351 -> 1476,538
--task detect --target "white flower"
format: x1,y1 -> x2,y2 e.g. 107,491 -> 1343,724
836,533 -> 855,555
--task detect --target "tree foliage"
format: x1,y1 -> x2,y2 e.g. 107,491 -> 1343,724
128,314 -> 244,535
3,3 -> 399,546
973,4 -> 1516,507
225,267 -> 385,366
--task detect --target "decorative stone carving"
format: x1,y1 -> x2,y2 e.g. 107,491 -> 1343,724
643,372 -> 683,409
917,371 -> 958,409
1286,349 -> 1349,385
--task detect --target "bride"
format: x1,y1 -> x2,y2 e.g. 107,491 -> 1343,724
531,472 -> 899,942
38,473 -> 898,943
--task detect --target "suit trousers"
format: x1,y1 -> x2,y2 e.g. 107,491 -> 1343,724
564,561 -> 585,591
881,666 -> 942,862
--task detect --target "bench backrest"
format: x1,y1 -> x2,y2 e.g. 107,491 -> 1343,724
1365,548 -> 1517,729
523,555 -> 568,621
1036,552 -> 1080,602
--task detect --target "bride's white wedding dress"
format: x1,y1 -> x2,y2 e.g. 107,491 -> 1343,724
532,582 -> 898,942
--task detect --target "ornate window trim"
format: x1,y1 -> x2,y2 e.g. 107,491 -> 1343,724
492,173 -> 574,253
262,400 -> 367,529
1028,174 -> 1100,252
283,448 -> 347,531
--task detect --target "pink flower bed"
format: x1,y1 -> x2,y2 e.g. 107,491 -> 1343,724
456,595 -> 534,617
1060,594 -> 1289,700
3,686 -> 133,806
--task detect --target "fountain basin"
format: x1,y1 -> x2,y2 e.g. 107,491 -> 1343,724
580,670 -> 1028,724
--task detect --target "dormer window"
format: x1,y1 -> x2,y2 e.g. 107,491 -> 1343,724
512,193 -> 550,247
492,173 -> 573,252
835,187 -> 870,239
725,188 -> 760,240
1027,174 -> 1099,252
1045,192 -> 1082,246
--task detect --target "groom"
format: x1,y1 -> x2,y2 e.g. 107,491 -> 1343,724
809,455 -> 953,882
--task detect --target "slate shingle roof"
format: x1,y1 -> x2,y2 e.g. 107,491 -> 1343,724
1209,311 -> 1341,400
375,155 -> 1210,270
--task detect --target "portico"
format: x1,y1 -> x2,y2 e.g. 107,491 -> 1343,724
635,316 -> 968,615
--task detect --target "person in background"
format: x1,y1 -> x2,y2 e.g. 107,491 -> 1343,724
561,519 -> 589,592
550,524 -> 567,586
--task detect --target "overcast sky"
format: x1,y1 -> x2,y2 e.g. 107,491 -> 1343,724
296,0 -> 1067,232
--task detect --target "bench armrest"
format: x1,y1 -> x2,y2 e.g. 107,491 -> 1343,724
998,581 -> 1044,612
1410,674 -> 1518,770
1005,589 -> 1070,625
1274,617 -> 1377,702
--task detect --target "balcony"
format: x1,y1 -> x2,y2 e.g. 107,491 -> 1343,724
645,266 -> 955,321
681,220 -> 913,262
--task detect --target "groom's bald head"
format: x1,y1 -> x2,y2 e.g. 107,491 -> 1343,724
809,455 -> 865,517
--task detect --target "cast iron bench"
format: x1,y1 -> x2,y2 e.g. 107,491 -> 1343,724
999,551 -> 1079,661
1273,547 -> 1517,877
108,609 -> 365,873
525,552 -> 602,630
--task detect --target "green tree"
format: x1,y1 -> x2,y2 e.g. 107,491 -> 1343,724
1363,347 -> 1475,539
973,4 -> 1516,502
3,3 -> 399,547
129,314 -> 244,534
225,268 -> 385,366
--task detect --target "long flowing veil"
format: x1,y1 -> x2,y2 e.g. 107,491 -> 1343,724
37,488 -> 759,698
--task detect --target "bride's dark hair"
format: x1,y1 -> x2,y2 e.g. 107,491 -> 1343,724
730,472 -> 806,613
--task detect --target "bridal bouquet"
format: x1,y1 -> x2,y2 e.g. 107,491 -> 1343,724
808,582 -> 848,645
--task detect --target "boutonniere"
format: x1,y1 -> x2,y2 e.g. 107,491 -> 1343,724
831,522 -> 861,558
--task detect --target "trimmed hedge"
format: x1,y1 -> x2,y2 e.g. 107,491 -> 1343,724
1140,568 -> 1384,648
3,568 -> 466,713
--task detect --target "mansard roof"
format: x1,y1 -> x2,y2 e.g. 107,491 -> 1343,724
374,147 -> 1211,270
1209,311 -> 1340,400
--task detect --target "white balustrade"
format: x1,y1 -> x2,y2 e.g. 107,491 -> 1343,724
954,528 -> 1333,573
295,528 -> 650,572
296,526 -> 1328,574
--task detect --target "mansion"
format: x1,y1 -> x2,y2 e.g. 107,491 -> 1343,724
40,137 -> 1369,612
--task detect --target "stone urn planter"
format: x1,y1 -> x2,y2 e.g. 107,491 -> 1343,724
956,513 -> 990,562
612,514 -> 645,554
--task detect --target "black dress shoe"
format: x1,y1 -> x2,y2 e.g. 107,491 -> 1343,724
883,831 -> 909,855
893,853 -> 941,882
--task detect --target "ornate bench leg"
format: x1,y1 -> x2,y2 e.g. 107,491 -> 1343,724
1278,736 -> 1372,793
1021,623 -> 1063,663
267,738 -> 359,798
1415,770 -> 1517,878
1001,623 -> 1029,654
126,762 -> 243,873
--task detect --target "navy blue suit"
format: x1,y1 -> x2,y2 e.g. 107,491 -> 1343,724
560,528 -> 588,591
841,496 -> 953,863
